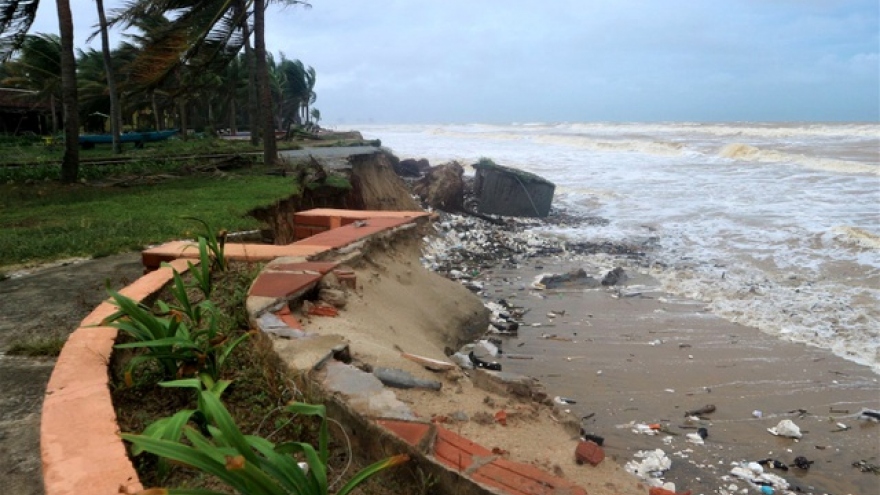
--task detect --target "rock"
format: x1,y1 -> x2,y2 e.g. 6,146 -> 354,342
473,159 -> 555,217
575,440 -> 605,466
539,268 -> 600,289
395,158 -> 431,177
412,161 -> 465,212
601,267 -> 628,286
319,288 -> 347,308
373,367 -> 442,391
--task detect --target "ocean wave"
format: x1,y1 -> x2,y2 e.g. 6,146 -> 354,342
719,143 -> 879,175
832,226 -> 880,250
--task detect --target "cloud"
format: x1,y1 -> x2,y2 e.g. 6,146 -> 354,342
26,0 -> 880,122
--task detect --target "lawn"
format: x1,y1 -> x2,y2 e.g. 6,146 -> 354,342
0,173 -> 298,268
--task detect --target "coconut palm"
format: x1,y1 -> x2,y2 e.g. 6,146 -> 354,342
92,0 -> 122,153
2,32 -> 61,132
1,0 -> 80,181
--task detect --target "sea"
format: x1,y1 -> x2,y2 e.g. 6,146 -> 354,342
358,122 -> 880,374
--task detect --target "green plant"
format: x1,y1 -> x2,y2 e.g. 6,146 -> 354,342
123,392 -> 409,495
185,217 -> 228,272
158,266 -> 217,327
135,373 -> 232,479
105,289 -> 190,382
106,288 -> 251,384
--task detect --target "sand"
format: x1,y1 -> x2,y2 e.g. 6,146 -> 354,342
301,233 -> 650,495
483,257 -> 880,495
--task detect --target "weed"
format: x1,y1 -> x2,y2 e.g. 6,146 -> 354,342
7,334 -> 67,357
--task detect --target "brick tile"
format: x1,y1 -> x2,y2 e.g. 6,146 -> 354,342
248,272 -> 322,298
433,426 -> 493,471
270,261 -> 339,274
375,419 -> 431,446
473,458 -> 588,495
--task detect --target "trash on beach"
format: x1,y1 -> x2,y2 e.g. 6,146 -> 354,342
752,410 -> 763,418
400,352 -> 456,372
581,432 -> 605,446
541,333 -> 573,342
757,459 -> 789,471
832,422 -> 849,432
686,432 -> 705,445
793,456 -> 814,470
373,367 -> 442,391
469,351 -> 502,371
494,410 -> 508,426
554,396 -> 577,405
451,352 -> 474,369
852,459 -> 880,474
625,449 -> 672,481
858,409 -> 880,422
729,461 -> 791,492
684,404 -> 716,417
630,422 -> 661,435
767,419 -> 802,439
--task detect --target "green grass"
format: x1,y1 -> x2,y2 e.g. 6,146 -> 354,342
0,174 -> 299,268
0,135 -> 304,167
7,334 -> 67,357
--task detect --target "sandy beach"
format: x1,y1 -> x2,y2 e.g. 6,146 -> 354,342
479,257 -> 880,495
292,219 -> 879,495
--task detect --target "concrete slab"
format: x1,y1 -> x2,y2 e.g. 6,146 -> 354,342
320,361 -> 415,420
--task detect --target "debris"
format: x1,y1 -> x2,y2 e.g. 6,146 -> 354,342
625,449 -> 672,481
469,351 -> 502,371
793,456 -> 814,470
852,459 -> 880,474
575,440 -> 605,466
752,410 -> 763,418
601,267 -> 628,286
580,432 -> 605,446
373,367 -> 442,391
767,419 -> 802,439
684,404 -> 716,417
494,410 -> 507,426
401,352 -> 456,371
859,409 -> 880,422
554,396 -> 577,405
757,459 -> 789,471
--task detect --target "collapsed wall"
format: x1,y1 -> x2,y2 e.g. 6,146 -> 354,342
250,149 -> 420,244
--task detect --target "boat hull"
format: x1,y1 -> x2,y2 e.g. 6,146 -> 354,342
78,129 -> 178,148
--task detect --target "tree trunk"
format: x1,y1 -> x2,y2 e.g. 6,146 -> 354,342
179,99 -> 188,141
57,0 -> 79,183
254,0 -> 276,165
228,90 -> 237,135
237,0 -> 260,146
151,91 -> 160,130
95,0 -> 122,154
49,93 -> 57,133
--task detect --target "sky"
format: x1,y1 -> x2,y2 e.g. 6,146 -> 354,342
28,0 -> 880,124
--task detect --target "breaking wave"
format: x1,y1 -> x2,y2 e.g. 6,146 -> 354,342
719,143 -> 879,175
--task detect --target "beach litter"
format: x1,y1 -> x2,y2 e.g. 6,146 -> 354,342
625,449 -> 673,486
684,404 -> 716,417
767,419 -> 802,439
728,461 -> 791,493
373,367 -> 442,391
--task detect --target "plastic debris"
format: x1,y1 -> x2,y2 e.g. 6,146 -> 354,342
752,410 -> 763,418
767,419 -> 802,439
793,456 -> 814,470
554,396 -> 577,405
625,449 -> 672,481
859,409 -> 880,422
757,459 -> 789,471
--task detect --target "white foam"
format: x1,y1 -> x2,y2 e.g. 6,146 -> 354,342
361,122 -> 880,372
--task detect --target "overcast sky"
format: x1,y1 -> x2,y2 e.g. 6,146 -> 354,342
29,0 -> 880,124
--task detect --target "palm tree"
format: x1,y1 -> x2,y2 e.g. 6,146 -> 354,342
0,0 -> 80,182
93,0 -> 122,153
2,32 -> 61,132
